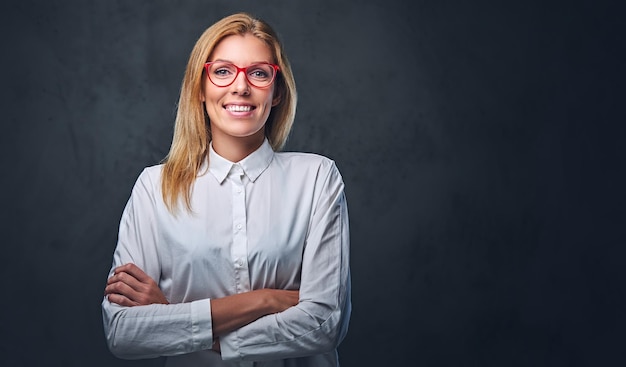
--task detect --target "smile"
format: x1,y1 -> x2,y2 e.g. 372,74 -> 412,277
225,104 -> 254,112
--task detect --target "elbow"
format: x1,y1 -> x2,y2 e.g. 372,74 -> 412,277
102,305 -> 150,360
305,321 -> 345,355
335,296 -> 351,346
105,329 -> 159,360
313,298 -> 352,352
107,340 -> 134,360
332,295 -> 352,348
104,324 -> 142,360
103,306 -> 128,359
309,288 -> 352,351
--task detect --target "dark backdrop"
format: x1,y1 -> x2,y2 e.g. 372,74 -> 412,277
1,1 -> 624,366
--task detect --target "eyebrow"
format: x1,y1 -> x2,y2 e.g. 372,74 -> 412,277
209,58 -> 272,65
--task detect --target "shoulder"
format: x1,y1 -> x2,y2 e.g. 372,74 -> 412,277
273,151 -> 343,184
274,151 -> 337,171
140,163 -> 164,178
132,164 -> 164,194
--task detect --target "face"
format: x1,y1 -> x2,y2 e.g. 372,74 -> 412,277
202,34 -> 280,145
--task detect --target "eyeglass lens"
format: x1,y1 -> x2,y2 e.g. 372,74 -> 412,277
207,62 -> 276,88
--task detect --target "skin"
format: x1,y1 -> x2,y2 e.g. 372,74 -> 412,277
105,33 -> 298,352
202,33 -> 281,162
105,264 -> 298,350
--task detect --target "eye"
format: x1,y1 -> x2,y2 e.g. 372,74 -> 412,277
210,63 -> 236,79
248,66 -> 271,80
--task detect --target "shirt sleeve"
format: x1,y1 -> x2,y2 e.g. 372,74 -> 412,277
220,161 -> 352,361
101,168 -> 215,359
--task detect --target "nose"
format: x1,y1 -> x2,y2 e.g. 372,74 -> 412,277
231,69 -> 250,95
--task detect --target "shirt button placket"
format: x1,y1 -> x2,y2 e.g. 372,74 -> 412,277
231,166 -> 250,293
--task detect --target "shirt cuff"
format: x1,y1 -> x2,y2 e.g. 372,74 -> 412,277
219,331 -> 241,361
190,298 -> 214,350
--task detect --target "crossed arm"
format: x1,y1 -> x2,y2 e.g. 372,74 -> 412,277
104,263 -> 299,350
104,163 -> 350,360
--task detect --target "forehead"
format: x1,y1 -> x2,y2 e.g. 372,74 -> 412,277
210,34 -> 273,64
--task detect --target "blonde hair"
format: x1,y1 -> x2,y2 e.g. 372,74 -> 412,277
161,13 -> 297,212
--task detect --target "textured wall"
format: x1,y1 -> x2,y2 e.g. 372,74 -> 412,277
0,0 -> 624,366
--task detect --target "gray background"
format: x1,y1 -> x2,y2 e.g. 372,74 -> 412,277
1,0 -> 624,366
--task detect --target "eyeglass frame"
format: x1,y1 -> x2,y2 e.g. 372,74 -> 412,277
204,61 -> 280,89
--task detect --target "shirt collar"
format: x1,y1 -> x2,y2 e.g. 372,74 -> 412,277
208,139 -> 274,184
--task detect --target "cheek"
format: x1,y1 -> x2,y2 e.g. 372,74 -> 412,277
203,89 -> 227,116
202,91 -> 224,122
202,79 -> 223,102
262,89 -> 277,108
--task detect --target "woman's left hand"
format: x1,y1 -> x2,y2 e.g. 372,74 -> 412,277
105,263 -> 169,307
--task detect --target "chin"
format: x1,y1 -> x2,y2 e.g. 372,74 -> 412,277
221,126 -> 266,140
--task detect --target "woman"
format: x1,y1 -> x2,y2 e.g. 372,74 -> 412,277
102,12 -> 351,366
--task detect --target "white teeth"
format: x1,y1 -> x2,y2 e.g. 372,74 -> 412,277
226,105 -> 252,112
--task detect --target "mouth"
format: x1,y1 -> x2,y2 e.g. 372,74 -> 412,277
224,104 -> 255,113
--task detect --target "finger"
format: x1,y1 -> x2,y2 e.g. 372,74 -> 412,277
105,279 -> 141,302
104,279 -> 134,297
108,271 -> 145,293
106,271 -> 126,286
106,293 -> 139,307
115,263 -> 153,284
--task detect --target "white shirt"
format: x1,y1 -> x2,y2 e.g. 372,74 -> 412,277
102,139 -> 351,367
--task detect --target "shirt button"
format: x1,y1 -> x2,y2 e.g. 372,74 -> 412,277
236,259 -> 244,267
236,223 -> 242,230
236,187 -> 242,194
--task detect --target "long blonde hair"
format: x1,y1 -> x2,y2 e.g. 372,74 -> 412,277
161,13 -> 297,213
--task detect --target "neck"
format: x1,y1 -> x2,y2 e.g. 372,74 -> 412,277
211,130 -> 265,162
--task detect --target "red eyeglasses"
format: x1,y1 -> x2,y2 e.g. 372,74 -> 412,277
204,61 -> 280,88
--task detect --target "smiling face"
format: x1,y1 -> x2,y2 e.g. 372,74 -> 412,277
202,33 -> 280,156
